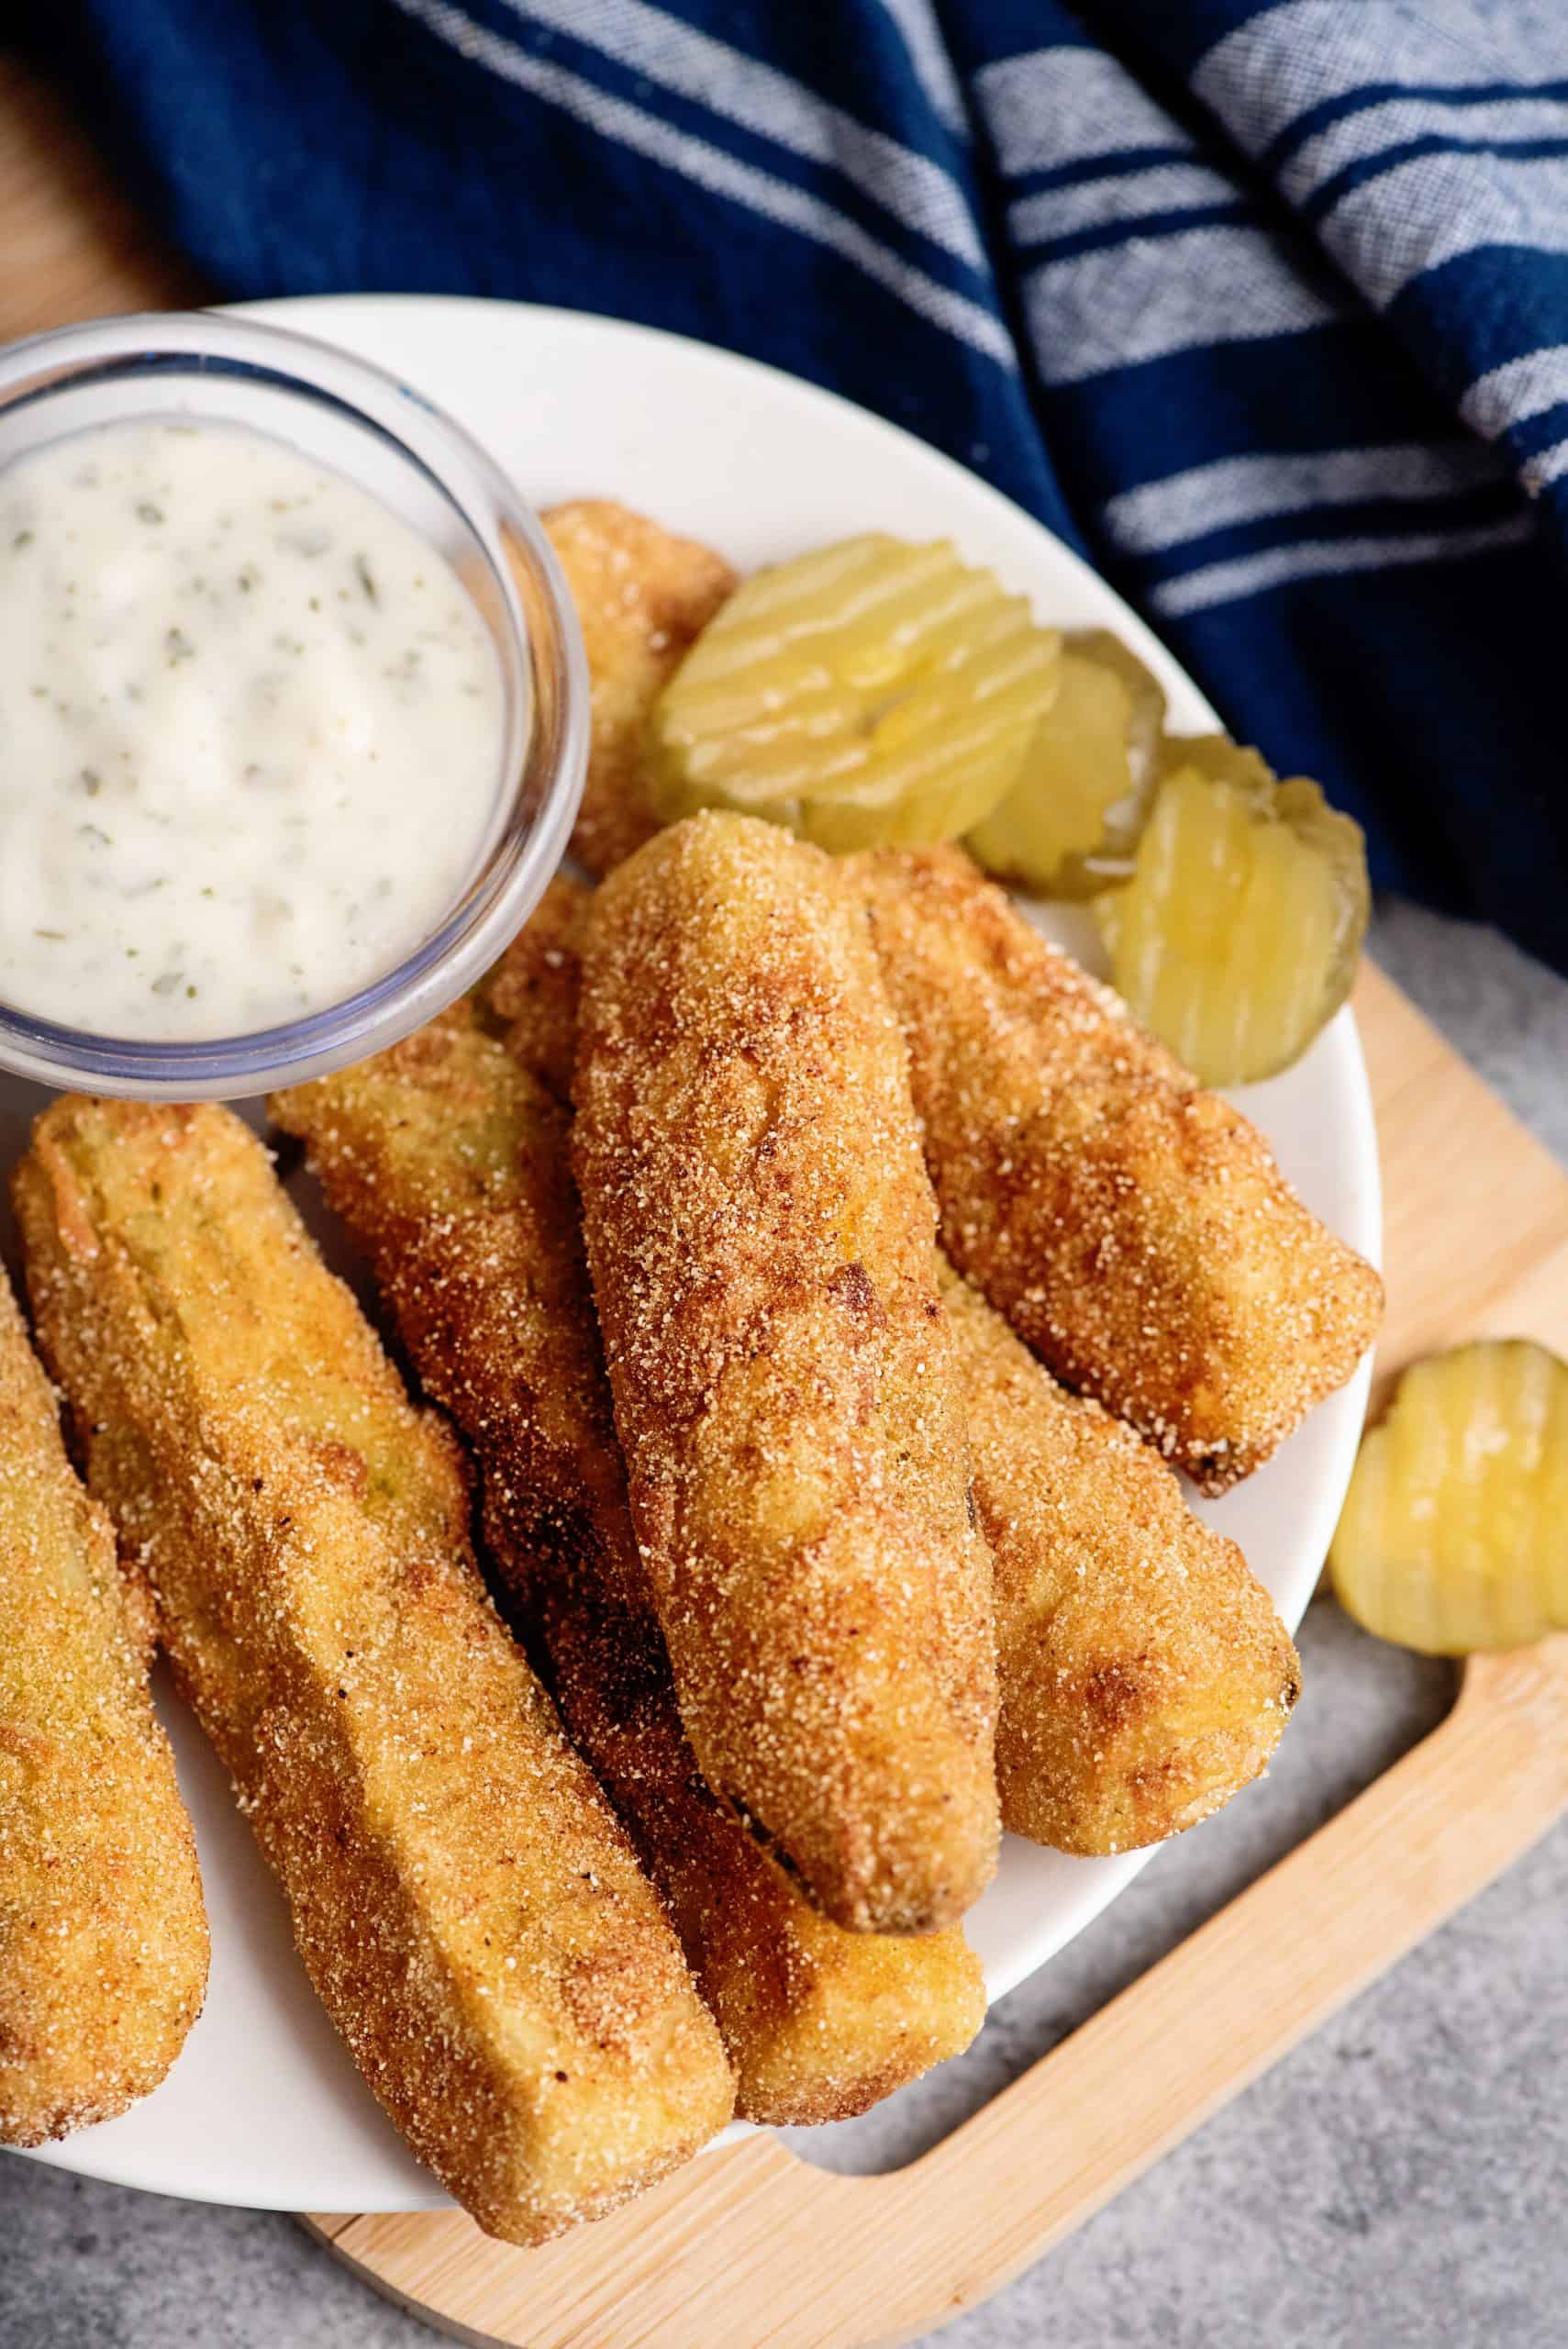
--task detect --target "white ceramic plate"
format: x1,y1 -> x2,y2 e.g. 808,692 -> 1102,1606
14,296 -> 1380,2213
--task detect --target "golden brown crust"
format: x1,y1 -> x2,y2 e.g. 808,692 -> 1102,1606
482,874 -> 1300,1855
0,1268 -> 207,2146
14,1100 -> 731,2243
274,1008 -> 984,2121
483,869 -> 595,1105
940,1264 -> 1299,1853
539,501 -> 737,880
846,845 -> 1384,1491
573,814 -> 998,1934
520,510 -> 1376,1490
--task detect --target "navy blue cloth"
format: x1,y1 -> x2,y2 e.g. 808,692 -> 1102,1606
33,1 -> 1568,973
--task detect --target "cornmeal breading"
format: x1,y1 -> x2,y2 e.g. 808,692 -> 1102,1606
847,845 -> 1384,1491
521,506 -> 1375,1488
573,814 -> 998,1935
274,1009 -> 985,2121
14,1099 -> 732,2244
0,1267 -> 206,2147
484,869 -> 594,1107
940,1264 -> 1300,1853
484,880 -> 1299,1854
539,501 -> 737,880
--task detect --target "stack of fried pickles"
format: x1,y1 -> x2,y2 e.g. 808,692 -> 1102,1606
0,503 -> 1380,2244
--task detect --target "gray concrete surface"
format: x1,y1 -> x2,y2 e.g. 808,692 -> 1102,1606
2,894 -> 1564,2349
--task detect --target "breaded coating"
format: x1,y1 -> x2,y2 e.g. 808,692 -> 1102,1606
539,501 -> 737,879
847,846 -> 1384,1492
573,813 -> 998,1935
14,1100 -> 732,2244
484,868 -> 594,1107
484,874 -> 1298,1854
940,1264 -> 1299,1853
273,1009 -> 985,2122
0,1270 -> 206,2147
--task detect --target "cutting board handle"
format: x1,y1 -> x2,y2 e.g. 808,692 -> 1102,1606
306,1637 -> 1568,2349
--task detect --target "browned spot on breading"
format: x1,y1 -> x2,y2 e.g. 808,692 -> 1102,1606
828,1260 -> 886,1330
1083,1662 -> 1147,1737
310,1439 -> 369,1500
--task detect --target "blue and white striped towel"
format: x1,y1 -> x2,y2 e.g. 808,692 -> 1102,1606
37,0 -> 1568,973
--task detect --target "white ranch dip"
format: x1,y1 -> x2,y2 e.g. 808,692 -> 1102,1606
0,420 -> 505,1041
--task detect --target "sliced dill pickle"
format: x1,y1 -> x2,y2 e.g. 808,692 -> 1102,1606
968,630 -> 1164,896
1092,755 -> 1369,1087
646,534 -> 1062,852
1158,731 -> 1275,795
1329,1341 -> 1568,1654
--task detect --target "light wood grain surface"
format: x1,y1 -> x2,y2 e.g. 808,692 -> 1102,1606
300,963 -> 1568,2349
4,54 -> 1565,2349
0,56 -> 202,337
306,1618 -> 1568,2349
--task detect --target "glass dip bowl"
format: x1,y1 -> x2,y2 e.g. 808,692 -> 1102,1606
0,310 -> 587,1099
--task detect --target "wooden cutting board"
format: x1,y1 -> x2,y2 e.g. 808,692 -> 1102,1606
297,963 -> 1568,2348
3,54 -> 1566,2346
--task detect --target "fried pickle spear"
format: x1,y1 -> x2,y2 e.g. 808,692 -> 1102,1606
486,883 -> 1299,1854
846,845 -> 1383,1492
573,813 -> 998,1935
539,501 -> 737,879
14,1100 -> 732,2243
940,1264 -> 1299,1851
0,1268 -> 206,2146
485,869 -> 595,1105
500,515 -> 1377,1489
273,1008 -> 985,2121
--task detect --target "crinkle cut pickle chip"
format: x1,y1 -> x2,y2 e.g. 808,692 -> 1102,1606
646,533 -> 1063,852
967,629 -> 1165,897
1329,1340 -> 1568,1655
1093,748 -> 1370,1089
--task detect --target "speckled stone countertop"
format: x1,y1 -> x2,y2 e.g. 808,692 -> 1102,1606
2,896 -> 1564,2349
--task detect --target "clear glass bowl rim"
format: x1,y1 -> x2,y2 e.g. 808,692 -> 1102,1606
0,308 -> 588,1099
